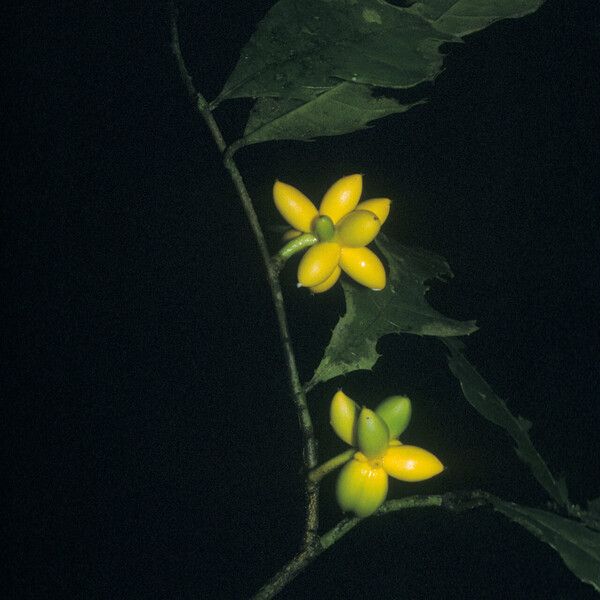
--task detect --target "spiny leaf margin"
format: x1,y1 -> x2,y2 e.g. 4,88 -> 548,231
307,234 -> 477,388
490,497 -> 600,593
442,337 -> 569,507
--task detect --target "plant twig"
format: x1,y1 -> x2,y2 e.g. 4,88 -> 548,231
253,491 -> 491,599
308,449 -> 355,483
168,2 -> 319,547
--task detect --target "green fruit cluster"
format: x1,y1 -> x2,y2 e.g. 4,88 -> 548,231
329,391 -> 443,517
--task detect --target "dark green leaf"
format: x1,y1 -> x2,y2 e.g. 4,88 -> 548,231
217,0 -> 544,143
218,0 -> 455,103
308,234 -> 477,388
490,498 -> 600,593
409,0 -> 544,36
443,337 -> 569,507
589,497 -> 600,517
243,83 -> 423,145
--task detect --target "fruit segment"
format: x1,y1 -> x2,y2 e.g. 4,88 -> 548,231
273,180 -> 318,233
330,390 -> 359,446
336,458 -> 388,517
357,408 -> 389,459
382,445 -> 444,482
319,174 -> 362,224
339,247 -> 386,290
355,198 -> 391,224
336,210 -> 381,247
375,396 -> 412,439
310,265 -> 341,294
297,242 -> 341,288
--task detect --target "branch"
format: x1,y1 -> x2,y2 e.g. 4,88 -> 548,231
168,3 -> 319,547
253,491 -> 492,599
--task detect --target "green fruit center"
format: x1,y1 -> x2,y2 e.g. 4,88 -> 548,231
313,215 -> 335,241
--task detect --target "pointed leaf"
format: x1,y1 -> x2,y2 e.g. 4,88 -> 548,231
243,83 -> 423,145
443,337 -> 569,507
490,498 -> 600,593
308,234 -> 477,387
218,0 -> 455,103
216,0 -> 544,143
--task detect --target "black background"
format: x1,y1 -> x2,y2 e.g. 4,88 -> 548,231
6,1 -> 600,598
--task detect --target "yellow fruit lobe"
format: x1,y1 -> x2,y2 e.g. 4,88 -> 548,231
355,198 -> 391,225
281,229 -> 302,242
319,174 -> 362,224
310,265 -> 341,293
336,458 -> 388,517
330,390 -> 359,445
339,247 -> 386,290
297,242 -> 341,288
273,180 -> 318,233
336,210 -> 381,247
382,445 -> 444,482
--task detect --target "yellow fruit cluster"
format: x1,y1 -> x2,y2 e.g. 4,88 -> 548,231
274,176 -> 445,518
274,175 -> 390,292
